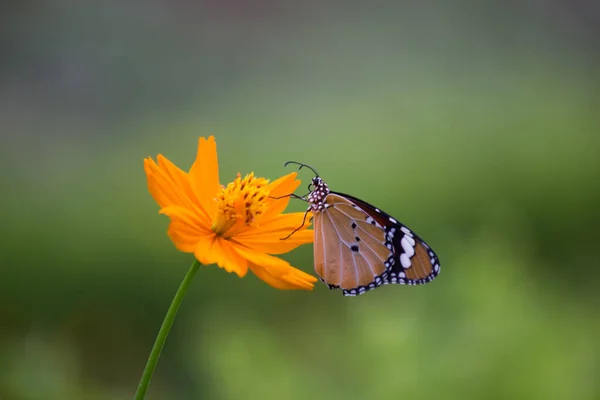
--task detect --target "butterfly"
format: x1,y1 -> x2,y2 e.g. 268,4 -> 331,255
283,161 -> 441,296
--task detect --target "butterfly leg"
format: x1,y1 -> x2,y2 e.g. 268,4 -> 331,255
279,208 -> 312,240
269,193 -> 306,200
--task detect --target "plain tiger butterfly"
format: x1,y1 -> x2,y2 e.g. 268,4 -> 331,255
282,161 -> 441,296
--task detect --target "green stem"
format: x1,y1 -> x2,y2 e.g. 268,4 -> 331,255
134,260 -> 200,400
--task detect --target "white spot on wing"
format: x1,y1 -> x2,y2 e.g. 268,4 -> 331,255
400,226 -> 413,237
400,253 -> 411,268
401,237 -> 415,258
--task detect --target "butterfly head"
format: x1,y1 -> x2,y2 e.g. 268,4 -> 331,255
283,161 -> 330,211
307,176 -> 330,211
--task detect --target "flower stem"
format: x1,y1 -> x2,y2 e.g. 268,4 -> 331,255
134,260 -> 200,400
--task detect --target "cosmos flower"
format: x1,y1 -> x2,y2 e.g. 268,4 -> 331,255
144,136 -> 316,290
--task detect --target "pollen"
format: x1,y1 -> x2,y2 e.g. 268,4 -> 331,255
211,172 -> 270,237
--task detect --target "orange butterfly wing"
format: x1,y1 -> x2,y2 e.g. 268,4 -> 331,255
313,194 -> 393,294
304,174 -> 440,296
333,192 -> 441,287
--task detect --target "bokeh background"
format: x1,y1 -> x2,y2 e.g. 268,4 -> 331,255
2,1 -> 599,399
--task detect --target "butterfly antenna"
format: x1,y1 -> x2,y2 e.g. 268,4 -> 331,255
284,161 -> 320,177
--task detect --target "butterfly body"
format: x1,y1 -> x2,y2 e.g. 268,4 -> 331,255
306,175 -> 441,296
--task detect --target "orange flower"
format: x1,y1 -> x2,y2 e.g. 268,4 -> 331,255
144,136 -> 317,290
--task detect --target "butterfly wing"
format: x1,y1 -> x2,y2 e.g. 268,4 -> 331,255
313,193 -> 395,296
332,191 -> 441,287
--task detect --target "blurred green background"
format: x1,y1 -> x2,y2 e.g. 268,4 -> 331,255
2,1 -> 599,399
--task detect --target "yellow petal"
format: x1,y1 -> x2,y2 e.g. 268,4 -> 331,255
189,136 -> 220,218
194,236 -> 248,277
233,245 -> 317,290
248,263 -> 308,290
159,206 -> 212,252
144,156 -> 211,225
233,229 -> 313,255
234,213 -> 314,254
262,172 -> 302,221
193,235 -> 218,265
214,238 -> 249,277
144,157 -> 185,209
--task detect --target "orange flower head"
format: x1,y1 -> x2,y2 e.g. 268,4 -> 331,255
144,136 -> 316,290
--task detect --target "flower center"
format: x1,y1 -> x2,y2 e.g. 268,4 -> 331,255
211,172 -> 270,238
